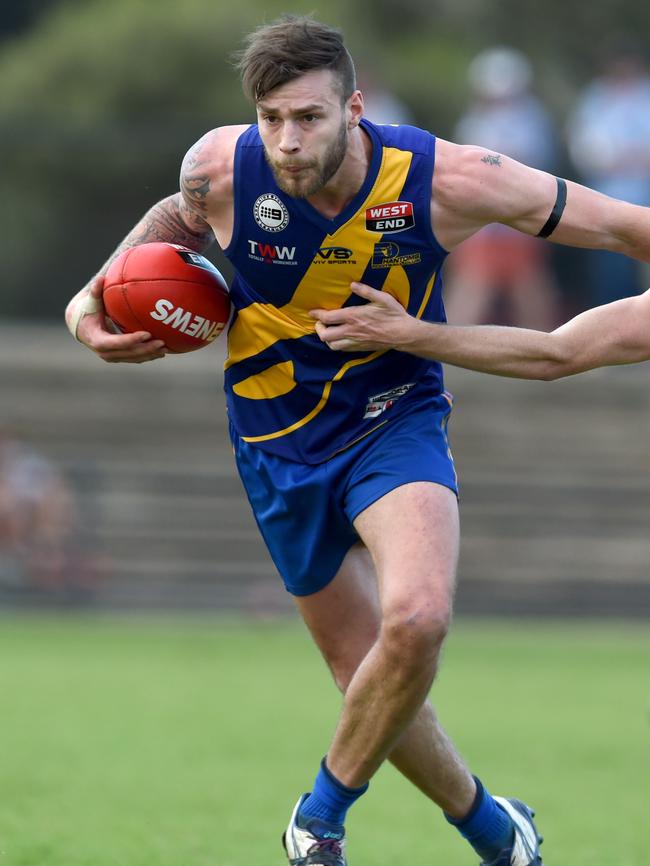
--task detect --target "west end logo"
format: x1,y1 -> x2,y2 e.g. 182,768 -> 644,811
365,201 -> 415,233
253,193 -> 289,232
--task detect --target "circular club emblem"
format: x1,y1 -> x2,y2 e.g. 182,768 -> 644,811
253,194 -> 289,233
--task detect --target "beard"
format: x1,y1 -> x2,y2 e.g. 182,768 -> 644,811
265,119 -> 348,198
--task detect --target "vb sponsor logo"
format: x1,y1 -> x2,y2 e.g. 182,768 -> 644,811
365,201 -> 415,233
247,240 -> 297,266
312,246 -> 357,264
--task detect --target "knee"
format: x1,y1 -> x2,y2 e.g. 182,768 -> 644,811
381,601 -> 451,668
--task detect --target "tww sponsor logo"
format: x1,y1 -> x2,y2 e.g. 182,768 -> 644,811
247,240 -> 297,266
365,201 -> 415,233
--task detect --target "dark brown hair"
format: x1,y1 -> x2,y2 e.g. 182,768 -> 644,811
234,15 -> 356,103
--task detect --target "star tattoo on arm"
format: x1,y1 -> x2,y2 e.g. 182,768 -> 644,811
481,153 -> 502,167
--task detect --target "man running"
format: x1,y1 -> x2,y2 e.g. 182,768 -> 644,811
65,15 -> 650,866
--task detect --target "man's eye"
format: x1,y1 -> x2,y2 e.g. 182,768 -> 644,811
303,115 -> 317,122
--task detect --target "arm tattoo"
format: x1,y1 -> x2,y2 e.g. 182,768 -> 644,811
481,153 -> 502,167
180,137 -> 212,216
93,135 -> 217,283
181,173 -> 211,213
99,195 -> 215,277
132,198 -> 214,249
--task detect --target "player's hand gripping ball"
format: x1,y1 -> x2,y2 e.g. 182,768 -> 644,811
103,242 -> 231,353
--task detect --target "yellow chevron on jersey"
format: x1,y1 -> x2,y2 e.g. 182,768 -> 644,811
230,270 -> 420,425
241,350 -> 385,442
225,145 -> 413,375
236,271 -> 432,434
415,271 -> 437,318
222,119 -> 450,464
232,360 -> 296,400
237,277 -> 435,442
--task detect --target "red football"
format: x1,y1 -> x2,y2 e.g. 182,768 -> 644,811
103,242 -> 231,353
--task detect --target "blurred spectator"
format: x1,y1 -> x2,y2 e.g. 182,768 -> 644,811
444,47 -> 562,329
0,432 -> 97,601
567,43 -> 650,304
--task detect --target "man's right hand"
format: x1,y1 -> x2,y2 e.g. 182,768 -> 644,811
73,276 -> 167,363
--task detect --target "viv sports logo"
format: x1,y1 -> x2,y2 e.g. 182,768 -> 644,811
365,201 -> 415,233
312,246 -> 356,265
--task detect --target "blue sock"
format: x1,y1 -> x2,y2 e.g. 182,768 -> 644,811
445,777 -> 514,862
299,758 -> 369,828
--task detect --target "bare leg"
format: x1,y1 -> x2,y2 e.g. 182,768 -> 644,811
295,484 -> 475,817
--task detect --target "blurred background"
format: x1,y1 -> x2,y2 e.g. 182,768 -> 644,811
2,0 -> 650,616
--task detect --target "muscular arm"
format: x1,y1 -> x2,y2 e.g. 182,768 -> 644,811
64,192 -> 215,360
65,127 -> 237,360
433,140 -> 650,260
312,284 -> 650,380
399,292 -> 650,379
314,138 -> 650,376
72,192 -> 214,298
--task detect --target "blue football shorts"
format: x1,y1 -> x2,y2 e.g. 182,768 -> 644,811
229,393 -> 458,597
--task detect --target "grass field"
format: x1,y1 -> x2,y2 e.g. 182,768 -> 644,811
0,615 -> 647,866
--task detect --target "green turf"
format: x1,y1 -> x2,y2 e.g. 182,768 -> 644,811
0,615 -> 647,866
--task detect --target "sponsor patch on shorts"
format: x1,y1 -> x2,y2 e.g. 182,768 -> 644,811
364,383 -> 415,418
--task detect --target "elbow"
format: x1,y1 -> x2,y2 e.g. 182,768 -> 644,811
534,351 -> 577,381
534,334 -> 581,380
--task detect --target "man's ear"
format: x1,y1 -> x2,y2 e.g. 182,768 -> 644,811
347,90 -> 364,128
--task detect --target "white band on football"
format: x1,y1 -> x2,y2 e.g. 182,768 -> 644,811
68,291 -> 103,342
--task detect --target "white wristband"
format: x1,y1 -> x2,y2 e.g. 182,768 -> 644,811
68,292 -> 104,342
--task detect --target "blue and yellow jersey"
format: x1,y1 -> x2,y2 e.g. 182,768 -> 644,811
222,119 -> 449,464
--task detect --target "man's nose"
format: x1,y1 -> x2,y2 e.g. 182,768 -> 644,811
278,121 -> 301,153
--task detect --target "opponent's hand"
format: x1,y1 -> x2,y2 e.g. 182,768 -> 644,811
74,276 -> 167,363
310,282 -> 412,351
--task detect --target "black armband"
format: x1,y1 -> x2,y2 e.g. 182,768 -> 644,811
537,177 -> 567,238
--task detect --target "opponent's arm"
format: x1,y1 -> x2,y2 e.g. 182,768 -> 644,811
66,130 -> 220,362
432,140 -> 650,258
312,283 -> 650,380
